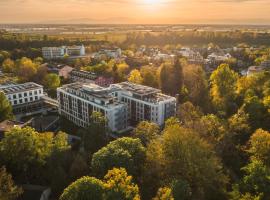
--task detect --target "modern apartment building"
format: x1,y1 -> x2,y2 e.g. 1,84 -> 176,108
0,82 -> 44,114
57,83 -> 128,132
42,45 -> 85,59
111,82 -> 176,126
57,82 -> 176,132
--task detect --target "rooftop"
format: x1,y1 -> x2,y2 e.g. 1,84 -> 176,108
0,82 -> 43,95
112,82 -> 161,96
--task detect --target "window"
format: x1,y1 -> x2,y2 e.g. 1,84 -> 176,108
24,92 -> 27,97
14,100 -> 17,105
25,98 -> 28,103
34,91 -> 37,95
19,93 -> 22,98
30,97 -> 33,101
13,94 -> 16,99
19,99 -> 23,104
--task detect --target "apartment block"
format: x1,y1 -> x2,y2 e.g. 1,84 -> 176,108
57,82 -> 176,132
57,83 -> 128,132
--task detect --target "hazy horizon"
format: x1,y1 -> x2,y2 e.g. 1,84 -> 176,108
1,0 -> 270,25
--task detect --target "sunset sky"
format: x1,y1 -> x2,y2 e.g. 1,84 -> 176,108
1,0 -> 270,24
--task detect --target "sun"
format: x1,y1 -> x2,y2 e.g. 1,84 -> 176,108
144,0 -> 162,5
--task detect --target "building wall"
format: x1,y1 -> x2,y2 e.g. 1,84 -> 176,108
6,88 -> 44,106
57,88 -> 128,132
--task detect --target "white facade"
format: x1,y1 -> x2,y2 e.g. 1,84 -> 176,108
42,45 -> 85,59
0,82 -> 44,106
57,83 -> 128,132
110,82 -> 176,126
57,82 -> 176,132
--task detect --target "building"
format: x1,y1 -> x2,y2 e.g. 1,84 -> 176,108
57,83 -> 128,132
93,48 -> 122,60
57,82 -> 176,133
0,82 -> 44,106
70,70 -> 114,87
111,82 -> 176,126
42,45 -> 85,60
247,66 -> 264,76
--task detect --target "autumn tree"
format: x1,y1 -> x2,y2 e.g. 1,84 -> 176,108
2,58 -> 15,73
128,69 -> 143,84
152,187 -> 173,200
0,166 -> 23,200
104,168 -> 141,200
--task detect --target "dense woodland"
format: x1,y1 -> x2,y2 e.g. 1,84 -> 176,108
0,30 -> 270,200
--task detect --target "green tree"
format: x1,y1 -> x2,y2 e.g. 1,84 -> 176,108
239,159 -> 270,199
210,63 -> 239,115
104,168 -> 140,200
0,92 -> 13,122
0,166 -> 23,200
91,137 -> 145,178
60,176 -> 104,200
43,73 -> 61,90
183,65 -> 209,110
0,127 -> 69,183
132,121 -> 160,146
144,123 -> 228,199
83,112 -> 108,153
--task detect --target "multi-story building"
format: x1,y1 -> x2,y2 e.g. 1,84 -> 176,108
42,45 -> 85,59
70,70 -> 114,87
92,48 -> 122,60
57,82 -> 176,133
0,82 -> 44,114
111,82 -> 176,126
57,83 -> 128,132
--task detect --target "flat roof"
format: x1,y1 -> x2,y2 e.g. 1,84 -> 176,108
0,82 -> 43,95
112,82 -> 161,96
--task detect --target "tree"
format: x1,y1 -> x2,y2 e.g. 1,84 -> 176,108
43,73 -> 61,90
239,159 -> 270,199
103,168 -> 140,200
140,66 -> 158,88
177,101 -> 203,129
0,166 -> 23,200
248,129 -> 270,166
0,127 -> 70,183
2,58 -> 15,73
152,187 -> 173,200
60,176 -> 104,200
171,57 -> 184,96
182,65 -> 209,110
144,123 -> 228,199
17,57 -> 38,81
83,112 -> 108,153
170,179 -> 191,200
91,137 -> 146,178
128,69 -> 143,84
132,121 -> 160,146
210,63 -> 239,115
0,92 -> 13,122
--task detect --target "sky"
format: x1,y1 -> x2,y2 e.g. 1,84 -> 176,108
1,0 -> 270,24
